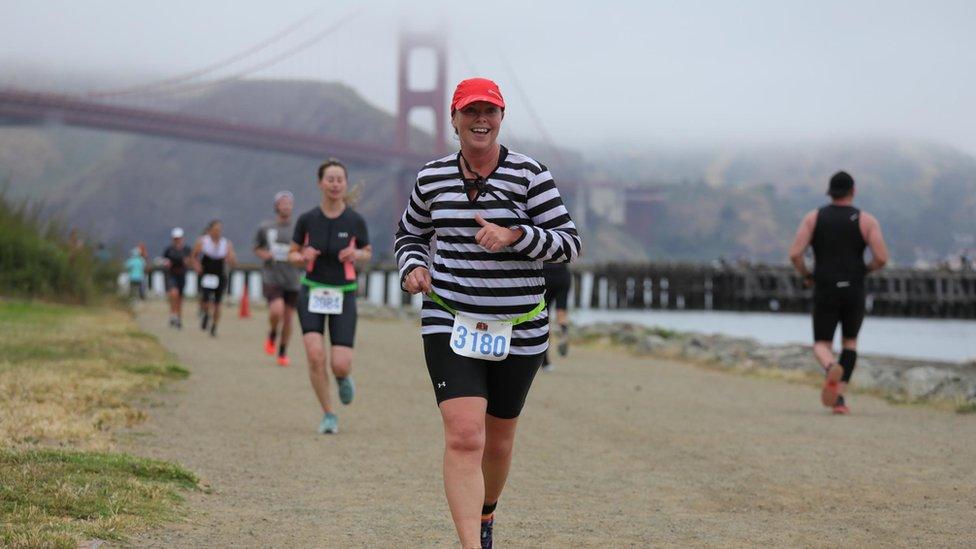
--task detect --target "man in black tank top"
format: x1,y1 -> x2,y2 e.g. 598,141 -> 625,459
789,171 -> 889,414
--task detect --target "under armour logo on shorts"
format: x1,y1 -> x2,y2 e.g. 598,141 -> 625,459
437,381 -> 447,389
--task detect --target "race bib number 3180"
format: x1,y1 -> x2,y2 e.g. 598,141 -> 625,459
450,314 -> 512,362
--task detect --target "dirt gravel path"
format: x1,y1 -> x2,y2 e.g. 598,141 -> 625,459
124,301 -> 976,547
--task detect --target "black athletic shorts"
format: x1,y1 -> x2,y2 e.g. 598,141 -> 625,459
263,283 -> 298,308
543,266 -> 571,311
297,285 -> 357,346
812,284 -> 865,342
200,275 -> 227,304
423,333 -> 543,419
165,273 -> 186,295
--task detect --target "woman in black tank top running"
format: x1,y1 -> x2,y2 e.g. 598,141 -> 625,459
191,219 -> 238,337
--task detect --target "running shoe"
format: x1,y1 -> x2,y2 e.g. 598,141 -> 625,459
480,516 -> 493,549
557,340 -> 569,357
209,323 -> 217,338
832,395 -> 850,415
318,412 -> 338,434
821,363 -> 843,407
264,339 -> 276,355
337,376 -> 355,405
175,318 -> 182,330
276,355 -> 290,367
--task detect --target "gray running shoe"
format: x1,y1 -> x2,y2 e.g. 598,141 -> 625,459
318,412 -> 338,434
337,376 -> 355,405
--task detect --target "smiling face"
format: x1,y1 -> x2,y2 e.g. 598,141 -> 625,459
318,164 -> 348,203
452,101 -> 504,155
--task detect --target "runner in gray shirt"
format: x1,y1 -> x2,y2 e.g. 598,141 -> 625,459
254,191 -> 303,366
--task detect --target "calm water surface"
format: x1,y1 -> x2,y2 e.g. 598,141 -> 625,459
573,309 -> 976,363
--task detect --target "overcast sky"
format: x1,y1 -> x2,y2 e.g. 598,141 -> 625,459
3,0 -> 975,155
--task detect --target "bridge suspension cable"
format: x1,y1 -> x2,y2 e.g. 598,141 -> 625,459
86,10 -> 319,98
133,7 -> 364,99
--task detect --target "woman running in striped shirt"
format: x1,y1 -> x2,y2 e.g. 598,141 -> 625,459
395,78 -> 581,549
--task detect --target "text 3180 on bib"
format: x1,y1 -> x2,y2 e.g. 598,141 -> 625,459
200,274 -> 220,289
450,314 -> 512,361
308,287 -> 343,315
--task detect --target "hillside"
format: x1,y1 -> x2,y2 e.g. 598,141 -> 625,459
590,140 -> 976,263
1,74 -> 974,264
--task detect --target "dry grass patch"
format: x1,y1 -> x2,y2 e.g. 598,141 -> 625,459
0,300 -> 194,547
0,301 -> 187,449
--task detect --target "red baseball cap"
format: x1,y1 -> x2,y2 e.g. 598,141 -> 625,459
451,78 -> 505,113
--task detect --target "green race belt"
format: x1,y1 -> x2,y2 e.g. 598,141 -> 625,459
427,292 -> 546,326
301,276 -> 358,293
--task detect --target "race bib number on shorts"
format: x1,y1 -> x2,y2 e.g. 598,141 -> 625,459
450,314 -> 512,362
200,274 -> 220,289
308,287 -> 343,315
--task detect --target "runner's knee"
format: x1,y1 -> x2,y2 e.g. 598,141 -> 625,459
331,347 -> 353,377
445,417 -> 485,454
483,435 -> 514,461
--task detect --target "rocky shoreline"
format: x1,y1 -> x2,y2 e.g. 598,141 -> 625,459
358,303 -> 976,410
574,321 -> 976,410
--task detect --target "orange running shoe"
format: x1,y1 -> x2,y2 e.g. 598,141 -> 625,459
264,339 -> 275,355
821,363 -> 843,407
277,355 -> 290,367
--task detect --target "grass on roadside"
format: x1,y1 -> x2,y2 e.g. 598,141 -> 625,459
0,300 -> 196,547
0,448 -> 198,548
0,300 -> 187,449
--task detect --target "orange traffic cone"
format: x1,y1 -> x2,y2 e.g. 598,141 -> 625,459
239,280 -> 251,319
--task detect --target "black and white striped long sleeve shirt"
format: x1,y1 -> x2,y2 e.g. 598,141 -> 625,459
395,146 -> 582,355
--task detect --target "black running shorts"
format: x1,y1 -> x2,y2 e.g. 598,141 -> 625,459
812,284 -> 865,342
200,275 -> 226,304
263,283 -> 298,308
297,286 -> 357,346
543,267 -> 571,311
165,274 -> 186,296
423,333 -> 543,419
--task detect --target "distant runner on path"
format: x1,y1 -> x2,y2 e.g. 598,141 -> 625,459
288,159 -> 371,435
254,191 -> 302,366
396,77 -> 581,549
125,247 -> 147,300
789,171 -> 889,414
192,220 -> 238,338
162,227 -> 193,329
541,263 -> 572,371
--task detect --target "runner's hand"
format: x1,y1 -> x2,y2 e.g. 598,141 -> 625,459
404,266 -> 432,294
337,245 -> 358,263
301,247 -> 321,263
475,214 -> 522,252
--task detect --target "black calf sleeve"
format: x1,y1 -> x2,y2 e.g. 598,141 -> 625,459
839,349 -> 857,382
482,502 -> 497,516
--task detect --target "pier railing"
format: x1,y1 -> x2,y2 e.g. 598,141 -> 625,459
128,263 -> 976,319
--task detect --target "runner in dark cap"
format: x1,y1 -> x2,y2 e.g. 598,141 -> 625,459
789,171 -> 889,414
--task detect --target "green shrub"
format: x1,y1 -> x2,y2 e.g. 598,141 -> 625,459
0,188 -> 117,304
